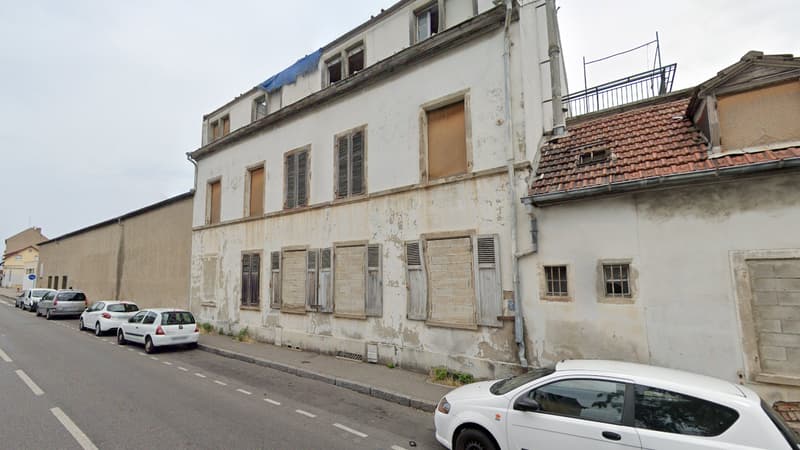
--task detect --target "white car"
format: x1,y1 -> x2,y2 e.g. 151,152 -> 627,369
23,288 -> 56,312
79,301 -> 140,336
434,360 -> 799,450
117,308 -> 199,354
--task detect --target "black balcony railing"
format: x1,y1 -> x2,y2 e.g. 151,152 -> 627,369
564,63 -> 677,117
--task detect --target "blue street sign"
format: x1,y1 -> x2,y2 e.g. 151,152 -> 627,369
27,274 -> 36,281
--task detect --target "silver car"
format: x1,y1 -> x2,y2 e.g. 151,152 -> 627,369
37,290 -> 88,320
23,288 -> 56,312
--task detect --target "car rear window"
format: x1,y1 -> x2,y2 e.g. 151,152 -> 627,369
161,312 -> 195,325
107,304 -> 139,313
32,290 -> 50,297
634,384 -> 739,437
57,292 -> 86,301
490,367 -> 555,395
762,400 -> 800,449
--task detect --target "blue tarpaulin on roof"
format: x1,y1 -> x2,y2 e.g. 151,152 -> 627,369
258,49 -> 322,93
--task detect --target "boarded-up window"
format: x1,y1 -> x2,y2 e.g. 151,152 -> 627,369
335,129 -> 365,198
207,180 -> 221,224
306,250 -> 319,311
718,81 -> 800,151
366,244 -> 382,317
427,237 -> 476,327
427,101 -> 467,180
252,95 -> 268,121
476,235 -> 502,327
210,121 -> 220,141
248,166 -> 265,217
221,116 -> 230,136
318,248 -> 333,312
270,251 -> 281,309
406,241 -> 428,320
202,256 -> 219,302
281,250 -> 306,314
334,245 -> 366,318
284,150 -> 309,209
241,253 -> 260,307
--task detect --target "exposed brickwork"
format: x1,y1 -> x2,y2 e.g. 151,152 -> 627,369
773,401 -> 800,431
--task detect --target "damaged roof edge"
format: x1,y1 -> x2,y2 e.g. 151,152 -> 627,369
524,157 -> 800,207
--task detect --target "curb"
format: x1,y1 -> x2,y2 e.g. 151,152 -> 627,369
198,344 -> 437,412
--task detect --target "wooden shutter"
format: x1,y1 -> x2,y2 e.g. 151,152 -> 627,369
318,248 -> 333,313
476,235 -> 501,327
297,151 -> 308,206
249,167 -> 264,216
285,153 -> 296,208
350,131 -> 364,195
336,136 -> 349,198
270,251 -> 281,309
366,244 -> 382,317
405,241 -> 427,320
306,249 -> 319,311
241,253 -> 251,306
333,245 -> 366,317
209,181 -> 221,224
222,116 -> 230,135
250,253 -> 260,307
427,101 -> 467,179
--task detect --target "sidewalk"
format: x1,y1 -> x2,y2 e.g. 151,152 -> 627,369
0,287 -> 19,300
198,332 -> 451,412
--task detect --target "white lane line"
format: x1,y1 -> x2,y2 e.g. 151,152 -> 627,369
0,346 -> 12,362
51,407 -> 99,450
213,380 -> 227,386
333,423 -> 368,438
194,373 -> 206,378
295,409 -> 316,418
127,348 -> 134,352
264,398 -> 281,406
149,356 -> 159,361
15,370 -> 44,396
162,361 -> 173,366
236,388 -> 252,395
391,446 -> 408,450
178,366 -> 188,372
137,352 -> 147,356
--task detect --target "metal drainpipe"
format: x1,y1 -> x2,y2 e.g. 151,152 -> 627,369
185,152 -> 198,312
545,0 -> 566,135
186,152 -> 198,192
503,0 -> 528,368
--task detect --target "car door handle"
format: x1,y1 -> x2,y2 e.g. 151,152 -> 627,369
602,431 -> 621,441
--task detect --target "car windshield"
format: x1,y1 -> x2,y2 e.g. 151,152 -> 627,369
161,311 -> 195,325
58,292 -> 86,301
107,304 -> 139,313
490,367 -> 555,395
32,290 -> 50,297
762,400 -> 800,448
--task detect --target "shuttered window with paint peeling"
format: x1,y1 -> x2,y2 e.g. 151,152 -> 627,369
334,244 -> 366,318
284,149 -> 309,209
241,253 -> 260,307
335,128 -> 366,199
476,235 -> 502,327
427,236 -> 476,328
281,249 -> 307,314
318,248 -> 333,313
270,251 -> 281,309
405,241 -> 428,320
366,244 -> 382,317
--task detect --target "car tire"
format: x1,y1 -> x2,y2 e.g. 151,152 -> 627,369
95,323 -> 102,336
455,428 -> 498,450
36,309 -> 41,317
46,309 -> 52,320
186,342 -> 198,350
79,319 -> 85,331
144,337 -> 155,354
117,330 -> 127,345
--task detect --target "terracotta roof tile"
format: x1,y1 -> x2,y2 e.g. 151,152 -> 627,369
530,95 -> 800,196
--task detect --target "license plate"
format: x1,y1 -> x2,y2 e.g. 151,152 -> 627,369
171,336 -> 187,341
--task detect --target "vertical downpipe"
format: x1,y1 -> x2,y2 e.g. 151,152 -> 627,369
504,0 -> 528,368
545,0 -> 565,135
186,153 -> 199,311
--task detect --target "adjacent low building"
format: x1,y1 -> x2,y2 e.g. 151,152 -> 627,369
1,227 -> 48,290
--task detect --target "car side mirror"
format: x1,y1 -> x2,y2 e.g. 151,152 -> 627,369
514,396 -> 541,412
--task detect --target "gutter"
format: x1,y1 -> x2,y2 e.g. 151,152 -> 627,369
524,157 -> 800,206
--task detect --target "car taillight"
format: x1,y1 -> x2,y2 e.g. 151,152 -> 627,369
194,325 -> 199,333
155,326 -> 165,335
102,312 -> 111,319
53,300 -> 58,306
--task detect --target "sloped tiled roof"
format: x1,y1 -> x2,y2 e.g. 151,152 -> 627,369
529,94 -> 800,197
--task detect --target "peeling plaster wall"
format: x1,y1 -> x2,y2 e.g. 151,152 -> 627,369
523,172 -> 800,398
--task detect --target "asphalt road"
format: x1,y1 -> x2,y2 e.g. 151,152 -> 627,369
0,298 -> 439,449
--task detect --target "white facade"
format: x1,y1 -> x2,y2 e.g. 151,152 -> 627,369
190,0 -> 563,378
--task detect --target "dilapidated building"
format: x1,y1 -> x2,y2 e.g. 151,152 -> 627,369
522,52 -> 800,401
188,0 -> 567,378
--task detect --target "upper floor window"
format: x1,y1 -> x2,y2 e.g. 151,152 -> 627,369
326,56 -> 343,85
252,95 -> 268,122
415,3 -> 439,42
207,179 -> 221,224
346,45 -> 364,76
324,42 -> 365,87
208,115 -> 231,142
335,127 -> 366,199
426,99 -> 468,180
284,148 -> 309,209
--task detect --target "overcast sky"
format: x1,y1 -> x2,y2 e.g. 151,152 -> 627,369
1,0 -> 797,253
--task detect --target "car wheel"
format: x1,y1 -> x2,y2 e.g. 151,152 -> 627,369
95,323 -> 102,336
46,309 -> 52,320
144,337 -> 155,354
79,319 -> 85,331
117,330 -> 126,345
36,309 -> 41,317
186,342 -> 198,350
455,428 -> 498,450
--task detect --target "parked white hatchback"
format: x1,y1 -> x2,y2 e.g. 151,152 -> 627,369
79,301 -> 140,336
117,309 -> 199,353
434,360 -> 799,450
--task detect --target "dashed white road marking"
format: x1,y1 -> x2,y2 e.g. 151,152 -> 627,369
178,366 -> 189,372
137,352 -> 147,356
162,361 -> 173,366
127,348 -> 134,352
0,346 -> 12,362
194,373 -> 206,378
333,423 -> 368,438
149,356 -> 159,361
213,380 -> 227,386
264,398 -> 281,406
15,370 -> 44,396
295,409 -> 316,418
51,407 -> 99,450
391,446 -> 408,450
236,388 -> 252,395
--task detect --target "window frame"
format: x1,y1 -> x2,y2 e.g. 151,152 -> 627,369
252,94 -> 268,122
244,163 -> 266,218
540,264 -> 572,302
323,40 -> 366,88
333,125 -> 368,200
419,91 -> 473,183
597,259 -> 636,304
283,146 -> 311,210
205,177 -> 222,225
413,1 -> 442,43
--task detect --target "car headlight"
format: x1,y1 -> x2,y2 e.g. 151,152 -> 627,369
437,397 -> 451,414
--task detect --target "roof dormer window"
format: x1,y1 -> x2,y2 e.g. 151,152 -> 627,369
578,148 -> 610,166
415,3 -> 439,43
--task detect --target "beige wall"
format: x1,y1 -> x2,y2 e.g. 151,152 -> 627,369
718,81 -> 800,151
37,195 -> 193,309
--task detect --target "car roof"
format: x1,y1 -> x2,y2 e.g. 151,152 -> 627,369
556,359 -> 745,398
95,300 -> 136,304
140,308 -> 191,313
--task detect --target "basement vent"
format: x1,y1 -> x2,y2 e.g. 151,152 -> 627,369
406,242 -> 421,266
477,237 -> 496,265
336,350 -> 363,362
578,148 -> 610,166
366,343 -> 378,364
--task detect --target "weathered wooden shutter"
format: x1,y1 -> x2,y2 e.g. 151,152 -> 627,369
318,248 -> 333,312
476,235 -> 501,327
306,249 -> 319,311
350,131 -> 364,195
250,253 -> 260,306
270,251 -> 281,309
285,153 -> 296,208
405,241 -> 428,320
297,151 -> 308,206
241,253 -> 251,306
336,136 -> 349,198
366,244 -> 382,317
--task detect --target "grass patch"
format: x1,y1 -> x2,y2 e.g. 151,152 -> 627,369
429,366 -> 474,387
235,326 -> 253,343
199,322 -> 214,334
